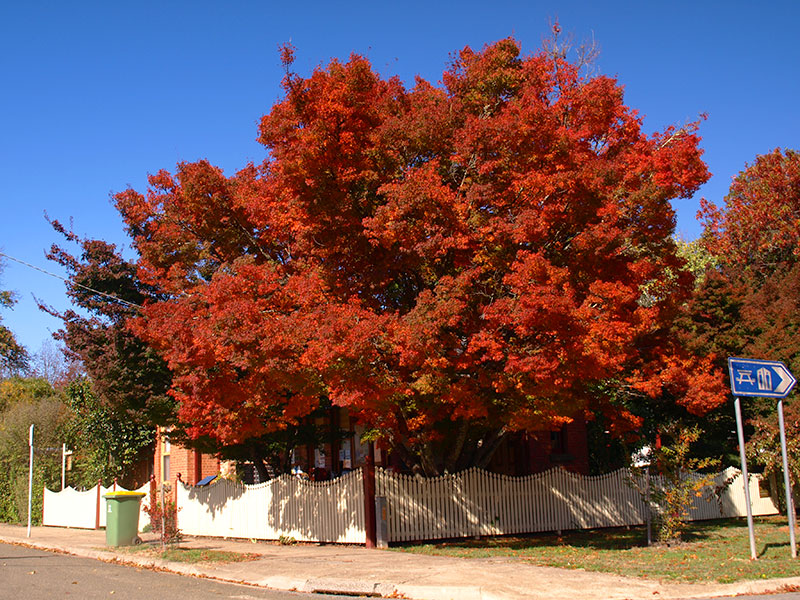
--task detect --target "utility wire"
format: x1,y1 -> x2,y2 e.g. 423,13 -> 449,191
0,251 -> 142,309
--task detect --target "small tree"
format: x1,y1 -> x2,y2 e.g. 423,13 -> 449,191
143,478 -> 181,544
632,424 -> 720,544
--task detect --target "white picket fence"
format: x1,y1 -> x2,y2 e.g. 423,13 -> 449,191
43,466 -> 778,543
375,466 -> 778,542
176,470 -> 366,543
43,482 -> 150,530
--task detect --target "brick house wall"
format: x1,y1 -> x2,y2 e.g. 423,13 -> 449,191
154,429 -> 220,486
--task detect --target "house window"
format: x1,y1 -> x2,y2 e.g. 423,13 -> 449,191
550,426 -> 573,464
550,428 -> 566,454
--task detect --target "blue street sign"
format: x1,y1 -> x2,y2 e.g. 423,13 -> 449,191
728,357 -> 797,398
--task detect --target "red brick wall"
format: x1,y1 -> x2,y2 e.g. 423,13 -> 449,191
199,452 -> 220,482
171,447 -> 192,482
153,429 -> 220,485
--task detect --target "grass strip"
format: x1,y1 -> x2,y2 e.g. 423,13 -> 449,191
116,544 -> 260,564
394,516 -> 800,583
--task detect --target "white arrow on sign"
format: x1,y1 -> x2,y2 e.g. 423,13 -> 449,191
775,365 -> 795,395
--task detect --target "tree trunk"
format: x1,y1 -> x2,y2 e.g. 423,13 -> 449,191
389,441 -> 427,477
419,442 -> 439,477
249,446 -> 271,482
444,420 -> 469,473
474,427 -> 508,469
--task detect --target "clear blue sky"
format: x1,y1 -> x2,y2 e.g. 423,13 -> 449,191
1,1 -> 799,355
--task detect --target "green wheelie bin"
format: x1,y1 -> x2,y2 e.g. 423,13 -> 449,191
104,491 -> 146,546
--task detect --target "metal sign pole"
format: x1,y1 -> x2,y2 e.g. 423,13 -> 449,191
777,399 -> 797,558
728,357 -> 797,560
734,396 -> 757,560
645,465 -> 652,546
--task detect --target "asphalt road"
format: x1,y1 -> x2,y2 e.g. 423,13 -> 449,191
0,542 -> 341,600
3,541 -> 800,600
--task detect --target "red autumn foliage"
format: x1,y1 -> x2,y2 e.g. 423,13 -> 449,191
115,38 -> 725,474
685,149 -> 800,466
700,148 -> 800,276
696,147 -> 800,387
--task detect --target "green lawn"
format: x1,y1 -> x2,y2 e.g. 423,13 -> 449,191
394,516 -> 800,584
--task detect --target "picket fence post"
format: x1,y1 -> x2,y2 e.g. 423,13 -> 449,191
94,480 -> 101,530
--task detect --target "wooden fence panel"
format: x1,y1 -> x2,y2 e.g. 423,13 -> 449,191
43,483 -> 150,530
43,487 -> 101,529
176,470 -> 366,543
378,467 -> 778,543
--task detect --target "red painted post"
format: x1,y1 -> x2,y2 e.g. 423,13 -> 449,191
95,480 -> 101,530
363,442 -> 376,548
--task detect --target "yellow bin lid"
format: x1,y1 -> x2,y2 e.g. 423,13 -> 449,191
103,491 -> 146,498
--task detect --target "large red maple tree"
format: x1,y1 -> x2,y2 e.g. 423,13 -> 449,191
115,37 -> 725,475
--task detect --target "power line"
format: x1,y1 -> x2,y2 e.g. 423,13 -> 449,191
0,251 -> 142,309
